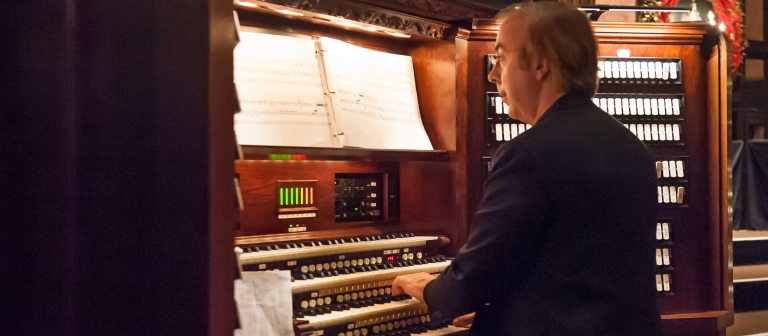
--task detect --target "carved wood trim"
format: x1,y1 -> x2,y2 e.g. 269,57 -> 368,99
352,0 -> 496,21
240,0 -> 454,39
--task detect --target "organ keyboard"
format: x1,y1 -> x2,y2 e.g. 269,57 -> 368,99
236,233 -> 467,336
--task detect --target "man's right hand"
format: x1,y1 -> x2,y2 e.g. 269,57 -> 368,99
453,312 -> 475,328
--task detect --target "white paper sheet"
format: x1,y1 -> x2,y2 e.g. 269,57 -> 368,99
234,271 -> 293,336
234,29 -> 335,147
320,37 -> 433,150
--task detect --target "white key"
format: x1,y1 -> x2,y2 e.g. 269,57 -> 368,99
611,61 -> 620,78
656,223 -> 663,240
633,61 -> 642,79
502,124 -> 510,141
629,98 -> 637,115
651,99 -> 659,115
669,186 -> 677,204
672,124 -> 680,141
621,98 -> 629,115
655,61 -> 664,79
619,61 -> 627,78
599,98 -> 608,112
665,124 -> 674,141
411,325 -> 470,335
662,223 -> 670,240
502,102 -> 509,115
672,99 -> 681,115
656,274 -> 664,292
676,160 -> 684,177
662,274 -> 671,291
607,98 -> 615,115
495,124 -> 503,141
669,62 -> 678,80
651,124 -> 659,141
643,124 -> 652,141
604,61 -> 613,78
662,62 -> 670,80
648,62 -> 657,79
510,124 -> 519,139
494,97 -> 503,115
662,248 -> 670,265
301,298 -> 425,329
662,160 -> 671,178
661,186 -> 670,203
597,60 -> 605,78
239,236 -> 439,266
641,61 -> 649,79
643,98 -> 651,116
657,186 -> 664,204
518,124 -> 526,135
656,249 -> 663,265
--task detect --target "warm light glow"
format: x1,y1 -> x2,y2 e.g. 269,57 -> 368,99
237,1 -> 260,8
359,25 -> 379,32
332,20 -> 357,28
385,31 -> 411,38
276,9 -> 303,16
718,22 -> 726,31
617,49 -> 631,57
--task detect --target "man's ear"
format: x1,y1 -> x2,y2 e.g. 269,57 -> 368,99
534,57 -> 550,81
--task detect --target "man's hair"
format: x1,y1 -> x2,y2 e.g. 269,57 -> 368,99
497,1 -> 598,96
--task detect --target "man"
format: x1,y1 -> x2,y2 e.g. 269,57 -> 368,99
392,2 -> 661,335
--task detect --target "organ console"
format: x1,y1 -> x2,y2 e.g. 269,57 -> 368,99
233,1 -> 731,335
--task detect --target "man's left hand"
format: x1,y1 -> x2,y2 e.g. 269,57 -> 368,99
391,272 -> 436,302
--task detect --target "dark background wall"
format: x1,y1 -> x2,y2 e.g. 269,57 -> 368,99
1,1 -> 235,335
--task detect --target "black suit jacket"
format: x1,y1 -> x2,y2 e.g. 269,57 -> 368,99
424,92 -> 661,335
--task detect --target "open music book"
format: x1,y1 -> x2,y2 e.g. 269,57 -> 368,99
233,28 -> 433,150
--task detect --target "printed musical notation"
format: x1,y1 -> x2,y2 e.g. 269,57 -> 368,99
234,29 -> 335,147
233,30 -> 433,150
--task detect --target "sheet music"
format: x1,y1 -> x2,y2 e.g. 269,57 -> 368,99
319,37 -> 433,150
234,271 -> 293,336
234,29 -> 335,147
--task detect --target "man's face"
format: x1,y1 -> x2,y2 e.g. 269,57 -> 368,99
487,16 -> 538,124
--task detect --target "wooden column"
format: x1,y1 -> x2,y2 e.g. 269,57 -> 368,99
1,0 -> 235,335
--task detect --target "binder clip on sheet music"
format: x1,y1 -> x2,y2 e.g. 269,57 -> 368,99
234,28 -> 433,150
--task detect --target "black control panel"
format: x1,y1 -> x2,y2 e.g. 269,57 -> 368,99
335,174 -> 384,222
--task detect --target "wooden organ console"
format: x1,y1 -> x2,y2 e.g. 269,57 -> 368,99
232,1 -> 731,335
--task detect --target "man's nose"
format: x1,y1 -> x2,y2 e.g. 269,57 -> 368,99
488,63 -> 499,84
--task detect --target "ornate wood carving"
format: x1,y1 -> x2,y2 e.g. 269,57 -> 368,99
257,0 -> 454,39
354,0 -> 496,21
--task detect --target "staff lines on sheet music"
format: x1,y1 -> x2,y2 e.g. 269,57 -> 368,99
236,119 -> 331,126
329,75 -> 414,92
241,99 -> 321,108
239,108 -> 327,118
336,95 -> 418,112
236,78 -> 323,88
337,106 -> 419,123
235,66 -> 319,80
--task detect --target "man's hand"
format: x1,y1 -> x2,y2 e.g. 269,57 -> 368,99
391,272 -> 436,302
452,312 -> 475,328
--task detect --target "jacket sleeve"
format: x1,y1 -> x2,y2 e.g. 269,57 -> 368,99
423,141 -> 550,322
